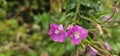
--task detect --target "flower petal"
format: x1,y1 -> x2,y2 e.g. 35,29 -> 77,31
49,23 -> 67,42
67,25 -> 88,45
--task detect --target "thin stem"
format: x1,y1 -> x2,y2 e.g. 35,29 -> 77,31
85,40 -> 112,56
76,45 -> 79,56
73,0 -> 80,21
102,7 -> 117,24
78,13 -> 98,24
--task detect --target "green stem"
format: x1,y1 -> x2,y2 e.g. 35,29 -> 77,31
76,45 -> 79,56
87,29 -> 97,32
85,40 -> 112,56
78,13 -> 97,24
73,0 -> 80,21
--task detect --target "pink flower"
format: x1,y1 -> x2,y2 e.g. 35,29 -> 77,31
88,46 -> 98,56
105,42 -> 110,50
103,16 -> 112,21
49,23 -> 67,42
67,25 -> 88,44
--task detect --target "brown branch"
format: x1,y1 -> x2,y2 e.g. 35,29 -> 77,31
103,7 -> 117,23
50,0 -> 53,13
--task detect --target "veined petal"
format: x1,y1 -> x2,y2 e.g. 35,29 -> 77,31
49,23 -> 67,42
67,25 -> 88,45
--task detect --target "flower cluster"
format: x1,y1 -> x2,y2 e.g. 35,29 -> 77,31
49,23 -> 88,45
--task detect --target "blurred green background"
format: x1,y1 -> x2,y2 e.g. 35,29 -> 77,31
0,0 -> 120,56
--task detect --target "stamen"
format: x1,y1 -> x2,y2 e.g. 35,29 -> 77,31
74,32 -> 80,39
55,30 -> 60,34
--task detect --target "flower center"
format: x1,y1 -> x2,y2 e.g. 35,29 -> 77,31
55,30 -> 60,34
74,32 -> 80,39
